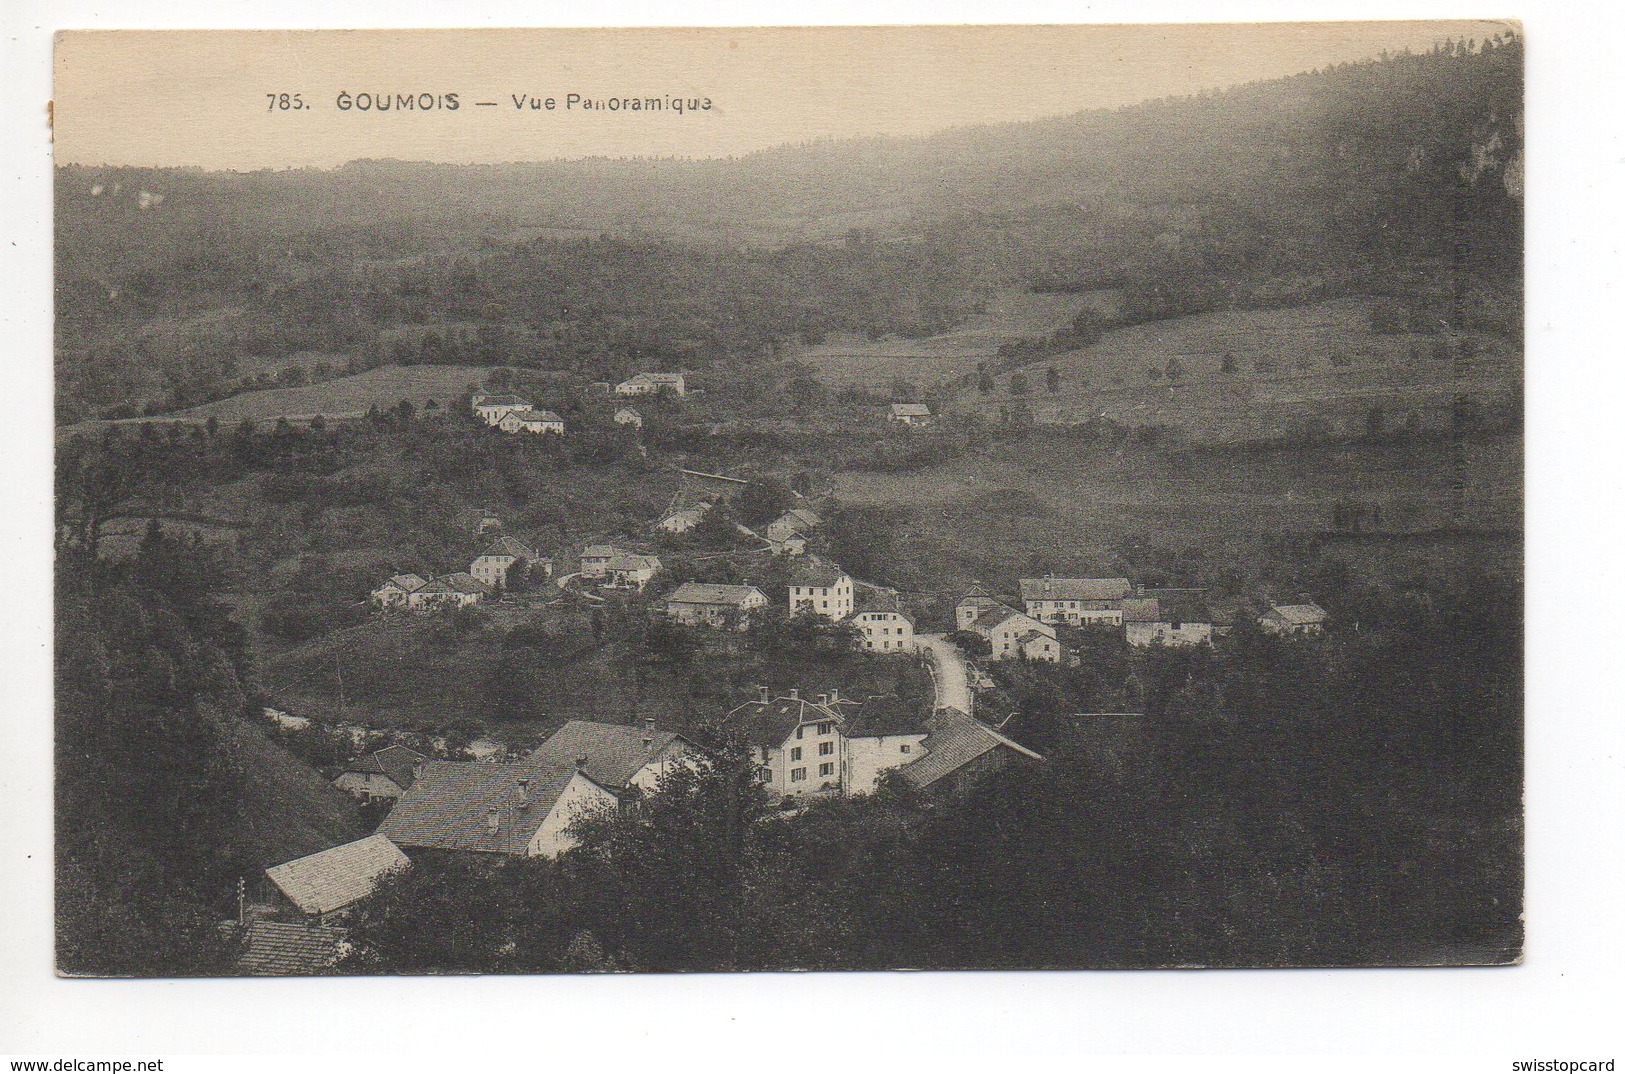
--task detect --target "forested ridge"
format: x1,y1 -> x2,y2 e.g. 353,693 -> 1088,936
56,35 -> 1520,419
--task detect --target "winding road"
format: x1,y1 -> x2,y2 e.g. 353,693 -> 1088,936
915,632 -> 975,714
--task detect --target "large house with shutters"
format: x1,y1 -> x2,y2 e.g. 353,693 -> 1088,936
498,408 -> 566,435
728,688 -> 1041,800
1019,575 -> 1134,626
852,600 -> 915,653
787,561 -> 854,621
665,582 -> 769,629
470,535 -> 551,590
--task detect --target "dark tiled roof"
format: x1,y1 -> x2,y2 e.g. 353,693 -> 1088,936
970,605 -> 1025,632
787,560 -> 846,588
479,535 -> 539,560
666,582 -> 765,607
510,409 -> 564,423
527,720 -> 693,790
726,694 -> 844,750
1019,576 -> 1132,603
379,573 -> 426,592
581,544 -> 621,559
1120,597 -> 1161,623
607,553 -> 661,572
379,760 -> 597,856
265,835 -> 410,916
1143,590 -> 1212,625
842,695 -> 930,739
898,709 -> 1043,790
1269,603 -> 1327,625
236,922 -> 348,976
418,572 -> 492,596
341,744 -> 424,789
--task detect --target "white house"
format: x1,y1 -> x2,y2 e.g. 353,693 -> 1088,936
380,759 -> 617,859
955,583 -> 1009,631
264,834 -> 410,923
968,605 -> 1061,663
371,573 -> 426,609
655,501 -> 712,534
1020,575 -> 1133,626
765,507 -> 822,543
613,408 -> 643,428
887,402 -> 933,426
788,561 -> 854,621
472,394 -> 535,426
526,718 -> 698,795
1123,593 -> 1213,648
665,582 -> 769,629
1260,602 -> 1329,636
470,535 -> 550,590
332,744 -> 425,801
498,409 -> 566,435
579,544 -> 621,579
406,572 -> 491,610
615,372 -> 686,396
852,602 -> 915,653
604,553 -> 662,591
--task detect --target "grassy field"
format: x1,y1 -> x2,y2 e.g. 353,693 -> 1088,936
789,288 -> 1116,389
162,364 -> 493,424
834,431 -> 1522,597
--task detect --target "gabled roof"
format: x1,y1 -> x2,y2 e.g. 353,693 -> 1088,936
377,573 -> 427,593
581,544 -> 621,559
1120,597 -> 1161,623
853,602 -> 915,624
657,502 -> 711,526
380,760 -> 604,855
1141,590 -> 1211,625
773,507 -> 823,530
889,403 -> 931,416
969,604 -> 1028,632
1269,603 -> 1328,625
418,572 -> 492,596
478,535 -> 540,561
340,744 -> 425,789
842,695 -> 930,739
508,409 -> 564,424
1018,576 -> 1133,603
1017,628 -> 1057,647
667,582 -> 766,607
474,394 -> 533,408
236,921 -> 348,976
607,553 -> 661,572
788,560 -> 847,588
265,835 -> 410,916
527,720 -> 694,790
898,708 -> 1043,790
726,694 -> 845,750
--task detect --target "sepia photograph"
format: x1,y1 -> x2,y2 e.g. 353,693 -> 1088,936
47,21 -> 1524,981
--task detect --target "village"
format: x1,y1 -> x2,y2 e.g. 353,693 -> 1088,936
224,378 -> 1334,974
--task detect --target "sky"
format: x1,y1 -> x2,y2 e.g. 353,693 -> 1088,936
52,21 -> 1513,170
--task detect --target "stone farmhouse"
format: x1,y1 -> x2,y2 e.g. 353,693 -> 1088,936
470,535 -> 551,590
852,599 -> 915,653
665,582 -> 769,629
526,719 -> 699,796
956,589 -> 1061,662
264,834 -> 410,924
472,392 -> 536,425
497,408 -> 566,435
332,744 -> 425,802
604,552 -> 663,591
655,501 -> 712,534
765,507 -> 822,544
1122,591 -> 1214,648
1020,575 -> 1134,626
579,544 -> 621,579
615,372 -> 687,396
887,402 -> 933,426
788,560 -> 854,621
408,572 -> 491,610
381,758 -> 617,859
370,573 -> 427,609
613,407 -> 643,428
1260,602 -> 1329,636
954,582 -> 1008,631
729,688 -> 1042,800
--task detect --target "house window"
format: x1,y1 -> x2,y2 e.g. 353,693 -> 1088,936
790,747 -> 802,761
819,763 -> 834,777
819,741 -> 834,757
900,744 -> 911,754
817,722 -> 833,735
795,726 -> 804,740
791,767 -> 807,782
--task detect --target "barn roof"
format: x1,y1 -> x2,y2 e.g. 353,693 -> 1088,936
898,709 -> 1043,790
379,573 -> 427,593
479,535 -> 539,560
264,834 -> 410,916
787,560 -> 847,588
666,582 -> 765,607
235,921 -> 348,976
418,572 -> 491,596
339,744 -> 424,789
527,720 -> 694,790
1269,603 -> 1328,625
842,695 -> 930,739
581,544 -> 621,559
889,403 -> 931,416
380,760 -> 604,856
726,694 -> 845,750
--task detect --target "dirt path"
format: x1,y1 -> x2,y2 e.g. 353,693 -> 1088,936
916,632 -> 974,714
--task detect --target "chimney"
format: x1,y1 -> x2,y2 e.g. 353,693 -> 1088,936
516,777 -> 531,804
642,717 -> 656,749
575,755 -> 589,773
817,692 -> 828,705
829,687 -> 839,704
757,684 -> 770,703
788,687 -> 799,700
485,809 -> 501,834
